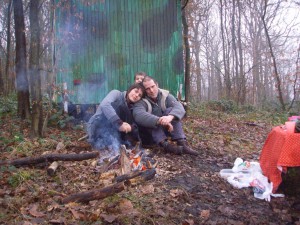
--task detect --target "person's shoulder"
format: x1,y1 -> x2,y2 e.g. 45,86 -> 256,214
109,89 -> 122,94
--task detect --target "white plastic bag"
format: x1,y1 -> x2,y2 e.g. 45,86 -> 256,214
220,158 -> 284,201
232,157 -> 261,173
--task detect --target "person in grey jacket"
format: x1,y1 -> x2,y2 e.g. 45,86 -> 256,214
87,83 -> 145,150
133,75 -> 198,156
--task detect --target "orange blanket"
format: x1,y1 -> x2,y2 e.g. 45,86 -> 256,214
259,126 -> 300,192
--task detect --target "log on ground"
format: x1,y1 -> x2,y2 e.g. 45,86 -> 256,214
62,182 -> 125,204
0,151 -> 100,167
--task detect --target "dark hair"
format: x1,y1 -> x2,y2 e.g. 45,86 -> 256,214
126,83 -> 146,97
142,75 -> 158,85
134,71 -> 147,79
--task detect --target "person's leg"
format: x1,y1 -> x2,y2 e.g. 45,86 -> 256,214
151,126 -> 183,155
163,108 -> 198,156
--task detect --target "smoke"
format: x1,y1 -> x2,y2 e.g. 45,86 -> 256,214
87,114 -> 122,161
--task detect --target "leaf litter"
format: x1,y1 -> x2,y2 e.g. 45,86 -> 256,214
0,111 -> 299,224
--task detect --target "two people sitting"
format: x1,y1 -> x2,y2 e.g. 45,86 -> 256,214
87,72 -> 198,156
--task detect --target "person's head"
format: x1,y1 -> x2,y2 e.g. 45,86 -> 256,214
134,71 -> 147,84
142,75 -> 159,99
126,83 -> 145,103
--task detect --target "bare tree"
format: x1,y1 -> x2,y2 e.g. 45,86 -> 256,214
4,0 -> 13,96
29,0 -> 43,137
13,0 -> 31,119
261,0 -> 285,110
182,0 -> 191,102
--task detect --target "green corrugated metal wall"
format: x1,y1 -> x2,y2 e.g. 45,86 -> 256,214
55,0 -> 184,104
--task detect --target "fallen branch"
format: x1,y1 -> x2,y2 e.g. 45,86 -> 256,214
0,151 -> 100,167
62,181 -> 125,204
78,134 -> 88,141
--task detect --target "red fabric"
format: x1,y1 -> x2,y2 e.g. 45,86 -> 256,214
259,126 -> 300,193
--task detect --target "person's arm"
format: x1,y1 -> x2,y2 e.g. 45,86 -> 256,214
165,94 -> 186,120
132,100 -> 160,128
99,90 -> 123,127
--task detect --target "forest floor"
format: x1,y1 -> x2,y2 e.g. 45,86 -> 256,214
0,107 -> 300,225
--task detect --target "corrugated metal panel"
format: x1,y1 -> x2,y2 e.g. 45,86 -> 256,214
55,0 -> 184,104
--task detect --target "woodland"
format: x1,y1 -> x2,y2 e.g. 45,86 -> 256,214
0,0 -> 300,224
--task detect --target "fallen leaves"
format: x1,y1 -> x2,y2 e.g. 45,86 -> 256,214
28,204 -> 45,218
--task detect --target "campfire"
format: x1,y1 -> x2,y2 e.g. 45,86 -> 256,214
95,142 -> 157,182
61,143 -> 157,204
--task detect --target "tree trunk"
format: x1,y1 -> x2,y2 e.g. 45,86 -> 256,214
0,58 -> 3,94
219,0 -> 231,99
5,0 -> 13,96
181,2 -> 191,102
29,0 -> 43,137
13,0 -> 31,119
261,1 -> 285,111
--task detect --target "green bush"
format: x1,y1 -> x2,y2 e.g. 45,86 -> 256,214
0,94 -> 17,116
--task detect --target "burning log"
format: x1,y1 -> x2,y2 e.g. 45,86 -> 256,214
62,182 -> 125,204
114,168 -> 156,185
0,151 -> 100,167
126,168 -> 156,186
47,161 -> 59,176
113,170 -> 144,183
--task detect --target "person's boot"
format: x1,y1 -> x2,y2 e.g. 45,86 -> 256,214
177,139 -> 199,156
160,141 -> 183,155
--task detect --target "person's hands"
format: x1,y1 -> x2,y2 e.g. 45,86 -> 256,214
158,115 -> 174,126
119,122 -> 132,133
164,122 -> 173,132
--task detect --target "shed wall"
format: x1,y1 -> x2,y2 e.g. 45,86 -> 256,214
55,0 -> 184,104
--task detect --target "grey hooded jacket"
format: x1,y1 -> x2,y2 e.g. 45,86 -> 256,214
132,89 -> 185,129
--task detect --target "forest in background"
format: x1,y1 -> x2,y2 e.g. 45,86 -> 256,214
0,0 -> 300,137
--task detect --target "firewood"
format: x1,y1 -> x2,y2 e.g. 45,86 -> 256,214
113,170 -> 143,183
62,182 -> 125,204
120,145 -> 131,175
0,151 -> 100,167
126,168 -> 156,186
47,161 -> 59,176
97,155 -> 119,174
114,168 -> 156,185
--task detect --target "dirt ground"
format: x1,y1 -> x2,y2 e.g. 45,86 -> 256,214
0,110 -> 300,224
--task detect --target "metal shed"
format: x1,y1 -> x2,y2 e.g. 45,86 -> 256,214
54,0 -> 184,105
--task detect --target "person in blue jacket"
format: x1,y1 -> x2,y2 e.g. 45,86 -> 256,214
87,83 -> 145,150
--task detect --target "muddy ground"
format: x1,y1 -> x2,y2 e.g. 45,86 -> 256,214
0,110 -> 300,224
